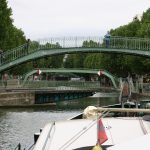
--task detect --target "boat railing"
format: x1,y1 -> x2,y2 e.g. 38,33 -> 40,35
26,143 -> 35,150
33,122 -> 55,150
14,142 -> 35,150
14,143 -> 21,150
96,107 -> 150,113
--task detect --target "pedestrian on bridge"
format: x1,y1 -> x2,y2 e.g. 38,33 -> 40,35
104,31 -> 111,48
25,39 -> 30,54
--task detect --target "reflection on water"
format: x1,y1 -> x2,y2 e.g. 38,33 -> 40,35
0,95 -> 119,150
57,95 -> 119,109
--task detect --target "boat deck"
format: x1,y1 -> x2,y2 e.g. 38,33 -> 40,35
33,117 -> 150,150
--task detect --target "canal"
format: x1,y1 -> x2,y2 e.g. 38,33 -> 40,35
0,93 -> 121,150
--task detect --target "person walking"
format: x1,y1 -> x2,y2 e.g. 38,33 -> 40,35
104,31 -> 111,48
25,39 -> 30,54
3,73 -> 8,88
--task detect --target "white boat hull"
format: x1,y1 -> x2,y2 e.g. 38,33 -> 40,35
34,117 -> 150,150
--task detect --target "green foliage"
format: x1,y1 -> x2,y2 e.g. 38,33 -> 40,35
64,40 -> 96,69
9,62 -> 33,75
0,0 -> 26,50
0,0 -> 13,49
1,2 -> 150,77
80,8 -> 150,77
82,40 -> 99,47
103,8 -> 150,76
49,55 -> 64,68
83,53 -> 102,69
44,42 -> 61,49
137,8 -> 150,38
110,20 -> 141,37
64,53 -> 86,68
0,0 -> 26,74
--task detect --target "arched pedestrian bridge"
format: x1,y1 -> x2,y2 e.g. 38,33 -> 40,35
22,68 -> 119,88
1,36 -> 150,72
5,68 -> 119,103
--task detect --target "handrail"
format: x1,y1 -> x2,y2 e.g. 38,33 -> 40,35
27,143 -> 35,150
33,122 -> 55,150
1,36 -> 150,64
96,107 -> 150,113
14,143 -> 21,150
14,142 -> 34,150
0,36 -> 150,72
22,80 -> 116,89
5,43 -> 27,53
111,36 -> 150,40
21,68 -> 119,88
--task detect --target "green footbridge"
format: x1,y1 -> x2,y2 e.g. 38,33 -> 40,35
1,36 -> 150,72
23,68 -> 119,88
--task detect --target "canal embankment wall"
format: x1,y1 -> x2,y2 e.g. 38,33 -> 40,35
0,91 -> 35,106
0,90 -> 149,107
0,80 -> 36,106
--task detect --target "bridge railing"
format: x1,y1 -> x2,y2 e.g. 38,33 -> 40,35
37,36 -> 150,50
110,36 -> 150,50
21,68 -> 119,87
22,80 -> 104,90
1,44 -> 27,64
1,36 -> 150,65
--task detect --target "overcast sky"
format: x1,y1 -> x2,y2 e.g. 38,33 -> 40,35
8,0 -> 150,40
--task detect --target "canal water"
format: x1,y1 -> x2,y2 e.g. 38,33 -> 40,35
0,94 -> 119,150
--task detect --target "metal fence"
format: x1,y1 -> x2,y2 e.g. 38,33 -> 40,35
0,80 -> 115,90
23,80 -> 104,90
1,36 -> 150,65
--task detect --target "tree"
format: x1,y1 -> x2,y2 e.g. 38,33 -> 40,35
64,53 -> 87,68
0,0 -> 26,50
0,0 -> 13,49
83,53 -> 102,69
104,8 -> 150,76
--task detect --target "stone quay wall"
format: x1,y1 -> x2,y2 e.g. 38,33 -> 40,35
0,92 -> 35,106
